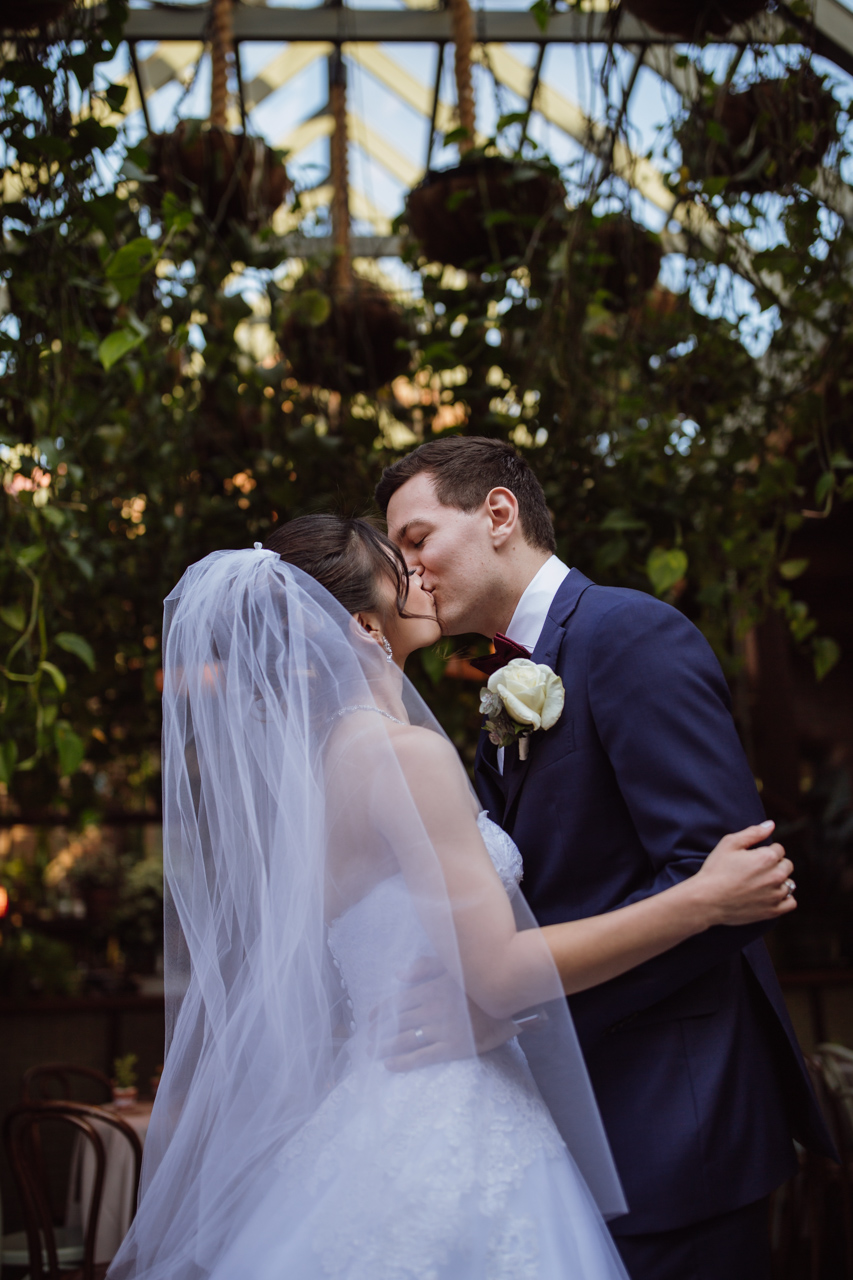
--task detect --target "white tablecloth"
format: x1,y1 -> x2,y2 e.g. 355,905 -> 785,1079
65,1101 -> 153,1264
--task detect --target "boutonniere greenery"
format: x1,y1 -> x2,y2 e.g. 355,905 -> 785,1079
479,658 -> 565,761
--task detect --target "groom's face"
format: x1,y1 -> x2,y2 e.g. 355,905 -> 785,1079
386,472 -> 496,636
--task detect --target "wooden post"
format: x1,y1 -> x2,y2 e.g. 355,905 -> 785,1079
329,49 -> 352,297
449,0 -> 475,153
210,0 -> 234,128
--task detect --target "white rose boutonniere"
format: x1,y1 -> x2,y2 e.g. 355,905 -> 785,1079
479,658 -> 565,760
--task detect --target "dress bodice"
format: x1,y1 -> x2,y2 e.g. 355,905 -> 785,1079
327,812 -> 522,1034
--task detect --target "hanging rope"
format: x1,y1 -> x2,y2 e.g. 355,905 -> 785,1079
450,0 -> 475,153
210,0 -> 233,128
329,49 -> 352,297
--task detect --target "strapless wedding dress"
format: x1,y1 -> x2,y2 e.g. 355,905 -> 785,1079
210,814 -> 628,1279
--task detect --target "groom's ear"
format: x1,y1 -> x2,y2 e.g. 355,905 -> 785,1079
485,488 -> 519,548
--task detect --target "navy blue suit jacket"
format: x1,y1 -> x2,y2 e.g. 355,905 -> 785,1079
474,571 -> 833,1236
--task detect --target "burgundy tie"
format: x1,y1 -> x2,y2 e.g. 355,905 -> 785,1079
469,633 -> 531,677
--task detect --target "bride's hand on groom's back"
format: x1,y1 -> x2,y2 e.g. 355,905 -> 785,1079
368,956 -> 518,1072
696,821 -> 797,927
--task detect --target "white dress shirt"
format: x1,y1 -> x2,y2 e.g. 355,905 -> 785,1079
497,555 -> 570,773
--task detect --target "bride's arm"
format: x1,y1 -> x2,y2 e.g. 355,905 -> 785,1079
389,729 -> 794,1020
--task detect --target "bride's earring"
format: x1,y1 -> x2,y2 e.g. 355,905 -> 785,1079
380,635 -> 394,663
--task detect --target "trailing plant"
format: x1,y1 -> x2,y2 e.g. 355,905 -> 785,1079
0,3 -> 851,819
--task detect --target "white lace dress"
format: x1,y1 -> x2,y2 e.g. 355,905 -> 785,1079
210,814 -> 628,1280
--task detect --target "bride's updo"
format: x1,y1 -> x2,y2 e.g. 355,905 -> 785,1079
264,515 -> 410,618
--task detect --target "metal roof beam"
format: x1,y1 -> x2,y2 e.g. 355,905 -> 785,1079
121,6 -> 798,45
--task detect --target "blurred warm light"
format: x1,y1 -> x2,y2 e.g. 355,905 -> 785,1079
0,885 -> 8,917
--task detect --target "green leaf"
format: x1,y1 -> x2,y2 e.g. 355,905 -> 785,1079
55,721 -> 85,777
55,632 -> 96,672
701,176 -> 728,198
73,117 -> 118,154
0,740 -> 18,786
0,604 -> 26,631
40,504 -> 65,528
39,661 -> 67,694
421,644 -> 448,686
162,191 -> 193,232
529,0 -> 550,32
497,112 -> 529,131
105,82 -> 129,110
815,471 -> 836,506
778,558 -> 809,580
813,636 -> 840,682
106,237 -> 155,303
98,328 -> 145,371
646,547 -> 688,597
68,53 -> 97,94
600,509 -> 646,532
17,544 -> 46,568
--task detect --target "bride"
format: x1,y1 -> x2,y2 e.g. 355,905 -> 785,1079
110,516 -> 795,1280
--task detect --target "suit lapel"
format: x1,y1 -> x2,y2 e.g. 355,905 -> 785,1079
501,570 -> 595,823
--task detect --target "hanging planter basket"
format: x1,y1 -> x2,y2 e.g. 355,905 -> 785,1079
676,66 -> 838,195
0,0 -> 71,30
281,278 -> 412,395
623,0 -> 766,38
406,155 -> 565,270
146,121 -> 290,231
587,214 -> 663,311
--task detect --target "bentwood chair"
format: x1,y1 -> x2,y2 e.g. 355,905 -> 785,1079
20,1065 -> 113,1108
3,1101 -> 142,1280
795,1048 -> 853,1280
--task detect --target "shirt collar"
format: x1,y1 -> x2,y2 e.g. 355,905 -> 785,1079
504,555 -> 571,653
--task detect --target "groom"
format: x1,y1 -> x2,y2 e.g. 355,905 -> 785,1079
375,436 -> 834,1280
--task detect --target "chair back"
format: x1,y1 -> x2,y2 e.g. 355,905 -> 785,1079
815,1043 -> 853,1154
21,1063 -> 112,1106
3,1101 -> 142,1280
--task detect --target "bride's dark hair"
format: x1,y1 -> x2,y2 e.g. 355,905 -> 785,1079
263,515 -> 411,618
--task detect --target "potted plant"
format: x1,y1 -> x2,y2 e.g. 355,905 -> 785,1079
145,0 -> 288,232
403,0 -> 565,271
280,274 -> 411,394
676,64 -> 838,196
147,121 -> 289,233
112,1053 -> 138,1109
406,154 -> 565,271
623,0 -> 766,38
559,210 -> 662,315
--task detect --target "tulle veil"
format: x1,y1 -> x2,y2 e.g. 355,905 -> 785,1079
107,546 -> 624,1280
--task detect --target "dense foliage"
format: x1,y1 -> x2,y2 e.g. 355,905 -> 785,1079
0,4 -> 851,835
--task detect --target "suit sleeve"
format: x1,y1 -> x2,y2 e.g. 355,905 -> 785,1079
578,593 -> 771,1030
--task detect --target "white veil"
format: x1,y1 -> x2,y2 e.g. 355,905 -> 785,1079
108,547 -> 624,1280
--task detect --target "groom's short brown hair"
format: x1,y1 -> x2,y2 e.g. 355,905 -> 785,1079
375,437 -> 556,554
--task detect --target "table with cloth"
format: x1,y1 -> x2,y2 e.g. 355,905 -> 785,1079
64,1100 -> 153,1264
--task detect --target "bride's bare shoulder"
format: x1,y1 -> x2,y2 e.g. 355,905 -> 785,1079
326,715 -> 457,773
386,724 -> 468,791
